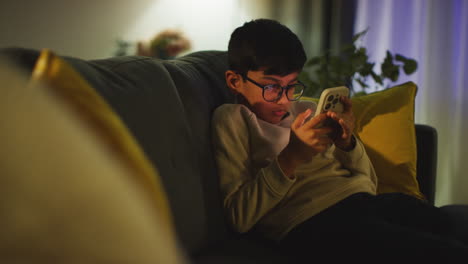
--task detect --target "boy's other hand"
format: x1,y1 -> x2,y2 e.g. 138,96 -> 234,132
326,96 -> 356,150
278,110 -> 334,177
294,110 -> 335,153
285,111 -> 333,159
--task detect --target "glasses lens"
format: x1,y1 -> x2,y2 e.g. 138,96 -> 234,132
287,83 -> 304,100
263,85 -> 282,101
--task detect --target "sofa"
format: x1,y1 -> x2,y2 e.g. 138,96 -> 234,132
1,47 -> 467,263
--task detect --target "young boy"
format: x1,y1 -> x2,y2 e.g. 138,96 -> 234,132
211,19 -> 468,261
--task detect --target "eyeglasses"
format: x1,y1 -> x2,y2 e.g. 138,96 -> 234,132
245,76 -> 305,102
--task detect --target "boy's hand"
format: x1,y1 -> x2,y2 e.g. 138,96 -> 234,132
278,109 -> 333,177
326,96 -> 355,150
292,110 -> 334,155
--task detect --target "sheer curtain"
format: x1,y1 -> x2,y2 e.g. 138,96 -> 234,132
354,0 -> 468,206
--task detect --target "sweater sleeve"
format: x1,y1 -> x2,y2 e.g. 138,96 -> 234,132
333,136 -> 378,187
211,105 -> 295,233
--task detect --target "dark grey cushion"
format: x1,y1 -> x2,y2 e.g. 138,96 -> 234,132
70,52 -> 234,253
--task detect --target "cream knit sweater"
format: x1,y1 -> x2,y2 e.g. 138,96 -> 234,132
212,101 -> 377,242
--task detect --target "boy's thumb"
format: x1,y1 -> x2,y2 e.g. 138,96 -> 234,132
293,109 -> 312,129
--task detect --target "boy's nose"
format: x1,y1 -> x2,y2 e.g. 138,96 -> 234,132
276,91 -> 289,104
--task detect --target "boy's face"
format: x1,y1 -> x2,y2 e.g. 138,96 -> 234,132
226,69 -> 299,124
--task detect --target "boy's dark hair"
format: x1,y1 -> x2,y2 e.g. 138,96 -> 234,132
228,19 -> 307,77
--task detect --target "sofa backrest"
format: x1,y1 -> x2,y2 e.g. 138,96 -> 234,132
1,47 -> 235,253
80,51 -> 234,253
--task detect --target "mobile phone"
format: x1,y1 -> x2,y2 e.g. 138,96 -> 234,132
314,86 -> 350,117
313,86 -> 349,137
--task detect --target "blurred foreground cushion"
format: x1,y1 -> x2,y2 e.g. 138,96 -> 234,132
30,49 -> 175,225
0,51 -> 186,262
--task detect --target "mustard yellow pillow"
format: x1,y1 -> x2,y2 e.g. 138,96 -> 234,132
303,82 -> 424,200
30,49 -> 176,229
352,82 -> 424,199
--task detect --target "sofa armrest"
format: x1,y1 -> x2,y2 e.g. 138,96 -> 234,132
415,124 -> 438,205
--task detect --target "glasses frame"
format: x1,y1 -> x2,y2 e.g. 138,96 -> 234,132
244,76 -> 305,102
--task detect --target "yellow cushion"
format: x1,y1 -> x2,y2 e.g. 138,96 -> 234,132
352,82 -> 423,199
303,82 -> 424,200
30,49 -> 176,229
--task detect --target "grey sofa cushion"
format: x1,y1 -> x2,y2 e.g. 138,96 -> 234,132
69,56 -> 210,251
68,52 -> 234,253
161,51 -> 235,248
76,51 -> 242,254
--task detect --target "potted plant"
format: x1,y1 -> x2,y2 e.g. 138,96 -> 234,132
299,30 -> 418,97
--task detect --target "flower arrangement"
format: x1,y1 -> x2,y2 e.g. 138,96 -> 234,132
137,29 -> 192,59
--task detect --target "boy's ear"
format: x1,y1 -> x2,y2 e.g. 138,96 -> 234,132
225,70 -> 242,93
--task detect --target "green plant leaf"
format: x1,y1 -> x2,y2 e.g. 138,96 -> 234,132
356,78 -> 368,89
342,43 -> 356,53
394,54 -> 418,74
395,54 -> 407,62
381,51 -> 400,81
385,66 -> 400,82
352,48 -> 368,69
382,51 -> 394,65
352,28 -> 369,43
370,71 -> 383,85
298,71 -> 313,86
305,56 -> 321,67
403,59 -> 418,74
359,62 -> 374,76
301,28 -> 418,94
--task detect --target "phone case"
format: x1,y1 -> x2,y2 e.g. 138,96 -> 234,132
314,86 -> 350,117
